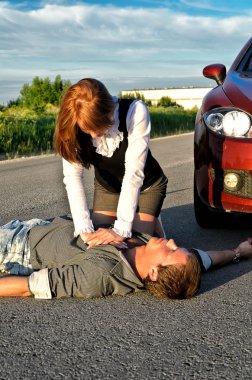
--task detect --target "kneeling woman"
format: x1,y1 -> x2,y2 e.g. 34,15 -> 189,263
54,78 -> 168,247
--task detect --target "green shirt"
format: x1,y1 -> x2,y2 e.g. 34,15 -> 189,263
29,217 -> 146,299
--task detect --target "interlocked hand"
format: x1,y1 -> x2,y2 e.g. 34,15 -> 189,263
80,229 -> 127,249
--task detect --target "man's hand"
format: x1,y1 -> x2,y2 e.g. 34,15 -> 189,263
236,238 -> 252,259
80,229 -> 126,249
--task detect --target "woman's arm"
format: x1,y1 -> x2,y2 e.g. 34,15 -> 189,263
113,100 -> 151,238
62,158 -> 94,236
83,101 -> 150,247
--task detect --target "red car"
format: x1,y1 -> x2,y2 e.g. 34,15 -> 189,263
194,37 -> 252,227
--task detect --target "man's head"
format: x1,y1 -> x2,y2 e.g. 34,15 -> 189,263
140,238 -> 201,299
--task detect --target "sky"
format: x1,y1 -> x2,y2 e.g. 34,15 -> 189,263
0,0 -> 252,104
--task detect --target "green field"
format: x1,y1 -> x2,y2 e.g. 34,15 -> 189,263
149,106 -> 197,137
0,107 -> 197,159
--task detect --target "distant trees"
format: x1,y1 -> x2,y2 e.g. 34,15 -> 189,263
118,91 -> 152,106
157,96 -> 182,108
1,80 -> 185,115
118,92 -> 182,108
0,104 -> 6,112
16,75 -> 71,114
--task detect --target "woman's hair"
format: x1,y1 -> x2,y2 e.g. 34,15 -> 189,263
54,78 -> 115,167
143,254 -> 201,300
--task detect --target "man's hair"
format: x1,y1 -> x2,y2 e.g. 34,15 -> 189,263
143,254 -> 201,300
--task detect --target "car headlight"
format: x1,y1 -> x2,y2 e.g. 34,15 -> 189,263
204,108 -> 252,137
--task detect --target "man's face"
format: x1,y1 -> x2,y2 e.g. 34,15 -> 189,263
145,237 -> 191,267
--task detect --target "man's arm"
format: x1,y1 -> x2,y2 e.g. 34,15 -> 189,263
0,276 -> 31,297
0,262 -> 110,299
206,238 -> 252,267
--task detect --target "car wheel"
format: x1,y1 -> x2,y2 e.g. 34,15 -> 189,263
194,176 -> 230,228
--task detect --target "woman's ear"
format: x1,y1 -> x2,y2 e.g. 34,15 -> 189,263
148,267 -> 158,282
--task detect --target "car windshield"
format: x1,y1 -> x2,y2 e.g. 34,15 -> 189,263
240,52 -> 252,76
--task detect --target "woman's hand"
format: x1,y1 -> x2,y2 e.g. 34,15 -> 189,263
80,229 -> 127,249
80,232 -> 95,244
236,238 -> 252,259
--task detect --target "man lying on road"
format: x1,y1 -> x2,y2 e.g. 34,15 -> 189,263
0,217 -> 251,299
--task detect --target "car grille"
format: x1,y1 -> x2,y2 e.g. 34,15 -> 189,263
210,168 -> 252,199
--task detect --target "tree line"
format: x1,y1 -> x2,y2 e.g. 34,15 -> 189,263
0,76 -> 183,115
1,75 -> 71,114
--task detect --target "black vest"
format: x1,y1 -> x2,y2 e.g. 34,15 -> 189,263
83,99 -> 163,193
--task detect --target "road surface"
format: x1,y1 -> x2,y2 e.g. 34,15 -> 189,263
0,133 -> 251,379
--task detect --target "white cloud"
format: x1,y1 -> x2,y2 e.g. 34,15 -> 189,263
0,1 -> 251,103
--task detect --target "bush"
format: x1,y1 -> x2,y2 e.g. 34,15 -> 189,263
157,96 -> 182,108
0,113 -> 56,159
118,91 -> 152,106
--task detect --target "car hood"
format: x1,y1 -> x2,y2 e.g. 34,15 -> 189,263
223,71 -> 252,114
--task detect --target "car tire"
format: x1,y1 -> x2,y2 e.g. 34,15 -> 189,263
194,176 -> 230,228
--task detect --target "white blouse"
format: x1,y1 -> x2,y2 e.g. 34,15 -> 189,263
62,98 -> 151,238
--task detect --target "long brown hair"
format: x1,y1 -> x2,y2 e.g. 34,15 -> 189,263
54,78 -> 115,167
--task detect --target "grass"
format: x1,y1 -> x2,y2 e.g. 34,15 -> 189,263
0,114 -> 56,159
149,107 -> 197,138
0,107 -> 197,159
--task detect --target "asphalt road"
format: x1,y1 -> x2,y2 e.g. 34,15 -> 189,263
0,133 -> 251,380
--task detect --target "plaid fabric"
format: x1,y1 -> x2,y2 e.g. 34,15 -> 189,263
0,219 -> 50,275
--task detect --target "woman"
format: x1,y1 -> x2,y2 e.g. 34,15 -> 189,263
54,78 -> 168,247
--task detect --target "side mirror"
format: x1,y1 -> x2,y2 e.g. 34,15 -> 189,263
203,64 -> 226,85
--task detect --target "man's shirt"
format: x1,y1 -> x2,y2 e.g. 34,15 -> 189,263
29,217 -> 145,299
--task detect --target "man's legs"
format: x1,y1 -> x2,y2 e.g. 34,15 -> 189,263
0,219 -> 52,298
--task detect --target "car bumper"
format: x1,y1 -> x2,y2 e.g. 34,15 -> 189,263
195,126 -> 252,213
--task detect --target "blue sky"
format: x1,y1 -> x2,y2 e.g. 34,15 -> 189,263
0,0 -> 252,104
